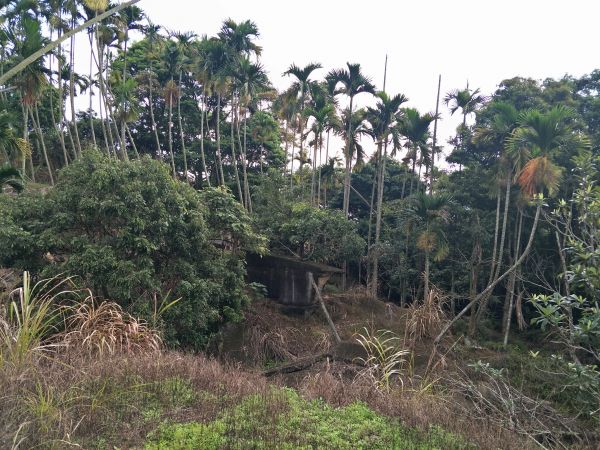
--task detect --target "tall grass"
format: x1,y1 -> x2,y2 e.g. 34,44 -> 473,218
0,272 -> 73,368
355,328 -> 410,391
59,297 -> 162,356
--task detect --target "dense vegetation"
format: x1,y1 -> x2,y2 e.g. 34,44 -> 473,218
1,0 -> 599,448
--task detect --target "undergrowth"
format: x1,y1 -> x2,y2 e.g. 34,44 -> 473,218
146,388 -> 471,450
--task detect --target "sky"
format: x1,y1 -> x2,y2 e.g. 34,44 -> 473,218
75,0 -> 600,167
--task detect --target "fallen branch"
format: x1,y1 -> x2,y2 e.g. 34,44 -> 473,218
309,273 -> 341,344
262,352 -> 331,376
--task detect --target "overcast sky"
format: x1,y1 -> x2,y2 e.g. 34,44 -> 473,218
77,0 -> 600,166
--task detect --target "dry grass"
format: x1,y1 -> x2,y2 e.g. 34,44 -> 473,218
0,352 -> 270,449
405,287 -> 449,345
57,296 -> 162,356
448,363 -> 582,449
296,363 -> 537,450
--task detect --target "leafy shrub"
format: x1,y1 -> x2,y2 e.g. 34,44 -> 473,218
0,152 -> 263,348
273,202 -> 365,265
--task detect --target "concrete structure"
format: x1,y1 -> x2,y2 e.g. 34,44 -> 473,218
246,253 -> 343,309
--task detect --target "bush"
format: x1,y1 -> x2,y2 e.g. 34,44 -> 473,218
0,152 -> 263,349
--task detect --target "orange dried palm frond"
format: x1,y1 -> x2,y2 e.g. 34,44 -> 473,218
517,156 -> 562,198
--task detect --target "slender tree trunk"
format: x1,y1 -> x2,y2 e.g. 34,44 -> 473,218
147,70 -> 161,159
343,96 -> 354,217
289,127 -> 296,189
229,94 -> 243,202
31,105 -> 54,185
430,75 -> 441,195
125,124 -> 139,159
366,152 -> 379,289
95,40 -> 115,157
178,71 -> 189,183
371,141 -> 385,298
215,93 -> 225,185
311,132 -> 318,205
88,31 -> 97,148
69,27 -> 82,157
48,85 -> 69,167
473,172 -> 511,328
317,132 -> 323,206
323,131 -> 330,206
409,150 -> 417,196
435,203 -> 542,345
199,92 -> 210,186
242,110 -> 252,212
503,210 -> 523,347
21,103 -> 29,176
167,83 -> 176,177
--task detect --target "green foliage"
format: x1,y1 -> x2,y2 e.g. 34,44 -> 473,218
0,152 -> 263,349
275,202 -> 365,265
355,328 -> 410,390
146,388 -> 470,450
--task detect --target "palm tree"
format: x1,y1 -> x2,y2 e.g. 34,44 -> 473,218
403,192 -> 452,302
139,21 -> 163,159
232,56 -> 270,210
304,87 -> 338,205
0,165 -> 24,193
112,75 -> 139,159
162,40 -> 182,175
283,62 -> 322,182
217,18 -> 262,58
365,91 -> 408,297
435,105 -> 591,345
12,16 -> 54,184
469,102 -> 520,332
444,85 -> 487,169
397,108 -> 435,197
201,37 -> 229,186
327,63 -> 375,217
0,0 -> 143,87
444,85 -> 487,129
172,31 -> 197,183
0,111 -> 27,167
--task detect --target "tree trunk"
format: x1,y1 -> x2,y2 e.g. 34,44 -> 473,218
88,31 -> 97,149
167,82 -> 176,177
96,40 -> 116,157
215,93 -> 225,185
430,74 -> 441,195
148,70 -> 161,159
69,28 -> 82,157
199,92 -> 210,187
473,172 -> 511,328
31,105 -> 54,185
343,96 -> 354,217
229,94 -> 243,202
435,203 -> 542,345
178,71 -> 189,183
125,124 -> 139,159
371,141 -> 385,298
311,131 -> 318,206
242,110 -> 252,212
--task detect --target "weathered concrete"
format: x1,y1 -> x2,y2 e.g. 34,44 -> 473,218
246,253 -> 343,309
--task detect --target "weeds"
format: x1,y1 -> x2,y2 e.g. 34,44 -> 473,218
58,297 -> 162,356
0,272 -> 75,368
355,327 -> 410,391
405,286 -> 448,345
